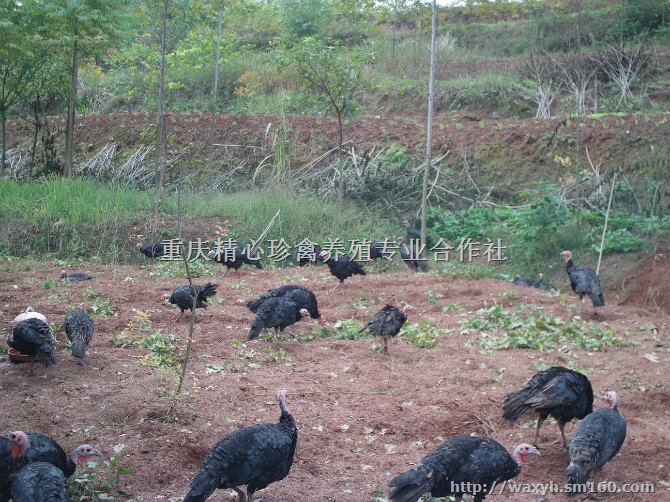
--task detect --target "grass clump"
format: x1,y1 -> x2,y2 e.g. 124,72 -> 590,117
462,303 -> 627,352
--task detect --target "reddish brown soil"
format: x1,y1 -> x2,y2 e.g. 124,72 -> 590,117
1,257 -> 668,501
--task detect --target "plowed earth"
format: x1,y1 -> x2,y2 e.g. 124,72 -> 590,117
0,254 -> 669,502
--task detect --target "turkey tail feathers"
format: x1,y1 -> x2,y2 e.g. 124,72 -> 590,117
248,321 -> 263,341
38,346 -> 58,367
198,282 -> 218,300
71,335 -> 87,359
590,291 -> 606,307
388,466 -> 435,502
501,389 -> 532,421
247,298 -> 262,313
182,469 -> 221,502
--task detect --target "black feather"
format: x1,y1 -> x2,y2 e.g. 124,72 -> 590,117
321,253 -> 366,289
248,298 -> 306,341
397,237 -> 429,272
359,305 -> 408,354
10,462 -> 70,502
565,402 -> 626,495
137,242 -> 165,259
209,245 -> 262,273
1,432 -> 100,502
183,390 -> 297,502
168,283 -> 218,322
8,318 -> 57,370
247,285 -> 321,320
388,436 -> 533,502
64,308 -> 94,361
502,366 -> 593,448
563,251 -> 605,307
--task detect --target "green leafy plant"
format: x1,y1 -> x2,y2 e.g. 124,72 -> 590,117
400,320 -> 443,349
463,303 -> 628,352
426,290 -> 443,304
81,288 -> 116,316
68,453 -> 132,501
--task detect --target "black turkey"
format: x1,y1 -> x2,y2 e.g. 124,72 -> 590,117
7,318 -> 57,375
388,435 -> 540,502
136,241 -> 165,259
319,251 -> 366,294
9,461 -> 70,502
358,304 -> 414,355
565,391 -> 626,496
533,273 -> 555,291
502,366 -> 593,448
247,285 -> 325,325
370,240 -> 394,261
513,275 -> 535,287
164,282 -> 218,322
402,220 -> 435,249
183,389 -> 298,502
208,246 -> 262,276
59,271 -> 93,282
247,297 -> 310,341
561,250 -> 605,314
64,308 -> 94,364
296,244 -> 323,267
396,236 -> 429,272
1,431 -> 101,502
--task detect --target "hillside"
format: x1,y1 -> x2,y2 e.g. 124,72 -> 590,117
6,110 -> 670,210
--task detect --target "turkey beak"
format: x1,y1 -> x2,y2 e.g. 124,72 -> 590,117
529,446 -> 541,457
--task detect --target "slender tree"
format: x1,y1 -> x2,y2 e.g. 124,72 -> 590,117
421,0 -> 437,249
0,0 -> 36,174
152,0 -> 169,239
207,0 -> 225,187
276,37 -> 372,200
40,0 -> 130,177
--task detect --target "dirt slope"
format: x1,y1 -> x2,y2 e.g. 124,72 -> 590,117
0,255 -> 668,501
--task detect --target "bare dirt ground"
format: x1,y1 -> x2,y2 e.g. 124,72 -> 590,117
1,254 -> 669,502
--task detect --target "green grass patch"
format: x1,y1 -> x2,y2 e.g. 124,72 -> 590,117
0,177 -> 156,224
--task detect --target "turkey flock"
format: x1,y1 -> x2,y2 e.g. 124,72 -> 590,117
2,220 -> 634,502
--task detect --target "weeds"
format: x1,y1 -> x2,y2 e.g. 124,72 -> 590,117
82,288 -> 116,316
68,454 -> 132,501
400,320 -> 443,349
148,259 -> 212,278
463,303 -> 628,352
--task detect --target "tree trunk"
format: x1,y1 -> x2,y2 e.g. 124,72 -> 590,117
65,37 -> 78,177
152,0 -> 169,239
421,0 -> 437,251
1,107 -> 6,176
337,108 -> 344,201
206,0 -> 225,187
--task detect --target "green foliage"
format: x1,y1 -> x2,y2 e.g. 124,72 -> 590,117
275,36 -> 373,143
279,0 -> 333,37
82,289 -> 116,316
463,303 -> 628,352
0,178 -> 158,224
438,73 -> 522,115
399,320 -> 443,349
68,454 -> 132,501
325,318 -> 366,340
114,329 -> 179,370
148,259 -> 212,279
